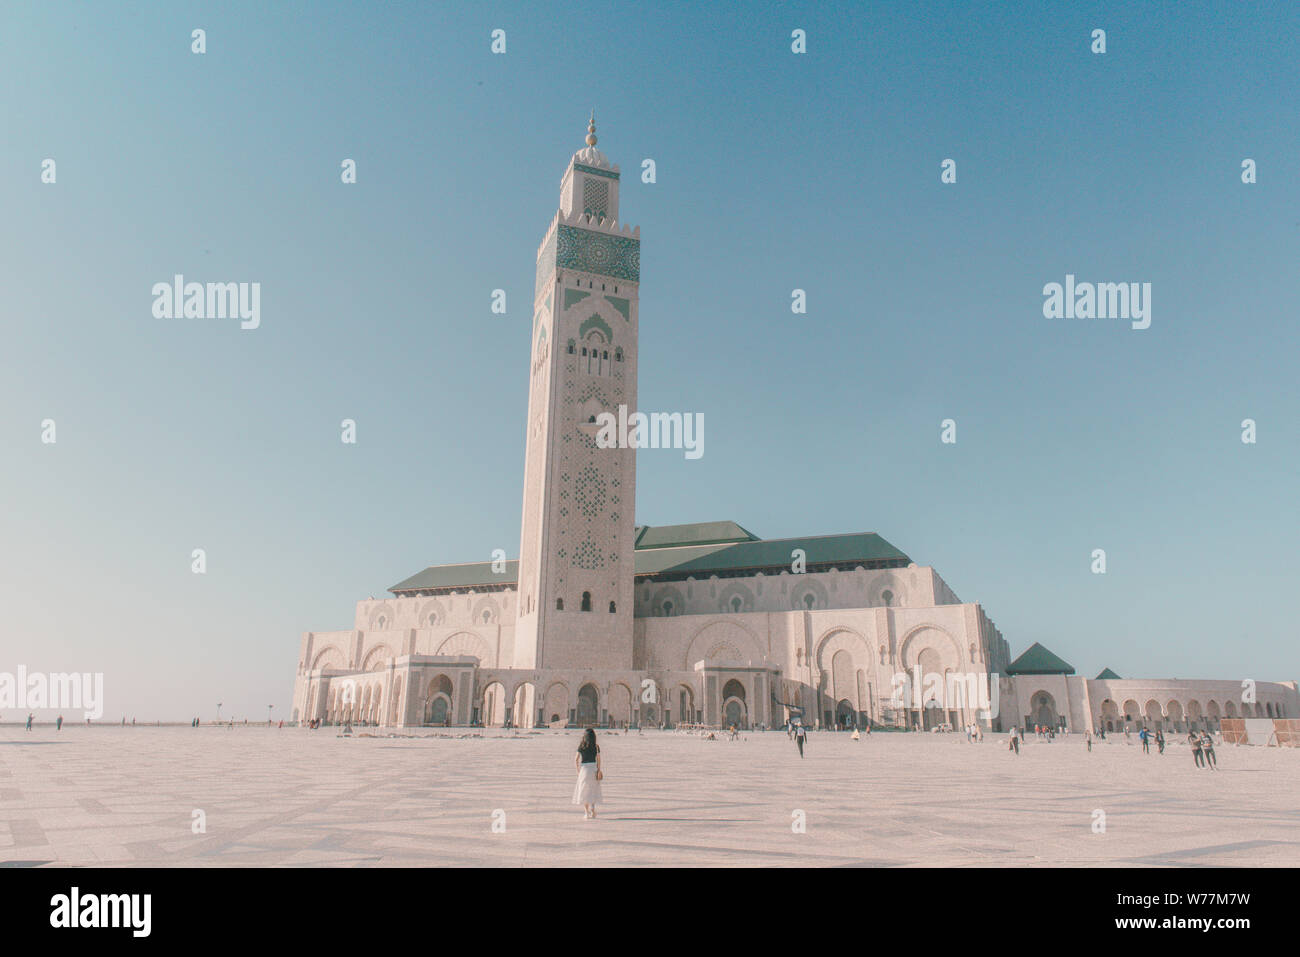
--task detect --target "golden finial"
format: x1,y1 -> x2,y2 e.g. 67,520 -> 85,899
586,110 -> 597,147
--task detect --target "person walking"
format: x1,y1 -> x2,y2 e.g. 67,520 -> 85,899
1085,728 -> 1092,752
794,721 -> 807,758
573,727 -> 603,819
1188,730 -> 1204,768
1008,726 -> 1020,754
1155,729 -> 1165,754
25,713 -> 34,731
1200,730 -> 1217,770
1140,727 -> 1150,753
56,715 -> 63,731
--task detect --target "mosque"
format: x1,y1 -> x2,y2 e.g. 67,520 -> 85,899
290,119 -> 1299,735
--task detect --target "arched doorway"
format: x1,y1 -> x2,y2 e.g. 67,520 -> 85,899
1029,690 -> 1059,730
481,681 -> 506,727
425,674 -> 454,726
512,682 -> 536,729
721,678 -> 747,729
577,683 -> 600,726
1144,699 -> 1163,730
677,684 -> 696,725
1166,699 -> 1184,732
544,682 -> 569,726
835,698 -> 856,730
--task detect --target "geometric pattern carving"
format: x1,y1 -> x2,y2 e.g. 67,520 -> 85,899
436,631 -> 492,665
556,225 -> 639,281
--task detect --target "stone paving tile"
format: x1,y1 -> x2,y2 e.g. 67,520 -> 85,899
0,726 -> 1297,866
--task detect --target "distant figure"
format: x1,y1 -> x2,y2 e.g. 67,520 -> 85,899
1139,728 -> 1150,753
1188,730 -> 1204,767
56,715 -> 63,731
1156,729 -> 1165,754
1008,726 -> 1019,754
573,727 -> 602,819
25,713 -> 34,731
1199,731 -> 1217,770
794,722 -> 807,758
851,728 -> 861,741
1085,729 -> 1092,752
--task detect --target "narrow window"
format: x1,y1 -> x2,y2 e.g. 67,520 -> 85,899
609,601 -> 616,613
581,591 -> 592,612
556,598 -> 564,611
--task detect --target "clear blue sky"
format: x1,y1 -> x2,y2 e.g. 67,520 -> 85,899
2,1 -> 1296,721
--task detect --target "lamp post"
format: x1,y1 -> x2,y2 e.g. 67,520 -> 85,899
217,702 -> 222,722
267,704 -> 274,726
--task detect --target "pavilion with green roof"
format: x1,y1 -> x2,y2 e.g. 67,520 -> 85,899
1005,642 -> 1075,676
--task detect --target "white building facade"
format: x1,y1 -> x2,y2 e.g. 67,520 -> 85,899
290,121 -> 1299,734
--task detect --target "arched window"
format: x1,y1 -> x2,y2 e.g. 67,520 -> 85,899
608,601 -> 616,613
663,600 -> 673,617
556,598 -> 564,610
567,340 -> 575,355
581,591 -> 592,612
581,347 -> 588,357
615,348 -> 623,362
802,594 -> 815,610
731,596 -> 742,613
881,590 -> 894,607
377,615 -> 387,628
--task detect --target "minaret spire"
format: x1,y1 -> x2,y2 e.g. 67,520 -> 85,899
586,110 -> 597,147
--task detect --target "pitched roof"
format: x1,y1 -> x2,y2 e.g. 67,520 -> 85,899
1095,667 -> 1122,680
1005,642 -> 1075,676
388,523 -> 910,593
633,521 -> 759,550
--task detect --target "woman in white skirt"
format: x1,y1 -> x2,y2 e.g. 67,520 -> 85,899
572,727 -> 603,818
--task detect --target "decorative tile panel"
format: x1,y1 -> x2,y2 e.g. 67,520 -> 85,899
556,225 -> 639,282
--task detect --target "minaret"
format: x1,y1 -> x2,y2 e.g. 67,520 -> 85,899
514,114 -> 640,671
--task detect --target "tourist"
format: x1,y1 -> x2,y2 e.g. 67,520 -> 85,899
1085,729 -> 1092,752
25,713 -> 33,731
794,722 -> 807,757
1156,729 -> 1165,754
56,715 -> 63,731
1200,731 -> 1217,770
1139,727 -> 1150,753
1188,730 -> 1204,767
573,727 -> 603,819
1008,726 -> 1019,754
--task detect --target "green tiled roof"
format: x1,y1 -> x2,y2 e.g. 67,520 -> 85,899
633,521 -> 760,550
390,523 -> 910,593
390,560 -> 519,593
1005,642 -> 1075,676
1095,667 -> 1122,680
630,532 -> 908,577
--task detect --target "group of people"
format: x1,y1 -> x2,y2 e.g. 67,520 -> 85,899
963,723 -> 984,742
1139,726 -> 1217,768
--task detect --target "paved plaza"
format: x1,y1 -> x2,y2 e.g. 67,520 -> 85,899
1,726 -> 1297,867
